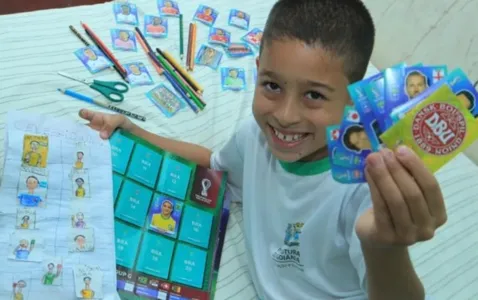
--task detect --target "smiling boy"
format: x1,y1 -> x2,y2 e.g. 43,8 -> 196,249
79,0 -> 446,299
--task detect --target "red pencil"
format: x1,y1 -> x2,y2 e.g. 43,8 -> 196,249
80,22 -> 126,75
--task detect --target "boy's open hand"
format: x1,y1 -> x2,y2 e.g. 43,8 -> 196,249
79,109 -> 132,139
356,146 -> 447,248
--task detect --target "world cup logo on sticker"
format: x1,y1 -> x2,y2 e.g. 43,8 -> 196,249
412,103 -> 467,155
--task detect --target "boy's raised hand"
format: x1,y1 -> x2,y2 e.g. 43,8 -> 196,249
79,109 -> 133,139
356,146 -> 447,248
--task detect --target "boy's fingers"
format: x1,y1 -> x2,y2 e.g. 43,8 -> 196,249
79,109 -> 94,121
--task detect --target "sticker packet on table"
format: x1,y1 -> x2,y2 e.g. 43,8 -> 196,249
208,27 -> 231,47
113,2 -> 139,25
157,0 -> 180,16
195,44 -> 223,70
144,15 -> 168,38
390,68 -> 478,123
73,264 -> 103,299
242,28 -> 263,49
22,134 -> 48,168
111,29 -> 137,52
228,9 -> 250,30
17,169 -> 48,208
380,84 -> 478,173
74,46 -> 112,74
384,64 -> 448,126
124,62 -> 153,86
221,67 -> 246,91
146,84 -> 185,117
349,78 -> 383,152
225,42 -> 254,58
326,125 -> 366,169
193,4 -> 218,26
337,106 -> 373,162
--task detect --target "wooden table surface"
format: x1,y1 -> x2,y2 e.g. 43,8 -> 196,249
0,0 -> 112,15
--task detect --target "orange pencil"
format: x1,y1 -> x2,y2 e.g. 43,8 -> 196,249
190,23 -> 197,71
186,23 -> 193,71
135,32 -> 164,75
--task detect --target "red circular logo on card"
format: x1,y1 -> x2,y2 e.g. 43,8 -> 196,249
412,102 -> 467,155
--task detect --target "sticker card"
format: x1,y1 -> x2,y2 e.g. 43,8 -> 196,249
124,62 -> 154,86
12,276 -> 31,300
148,194 -> 184,238
127,143 -> 163,188
73,142 -> 89,170
17,170 -> 48,207
157,157 -> 192,200
71,170 -> 90,199
74,46 -> 112,74
337,106 -> 373,161
136,232 -> 175,279
228,9 -> 250,30
110,131 -> 135,174
208,27 -> 231,47
115,221 -> 142,269
157,0 -> 180,16
111,29 -> 137,52
144,15 -> 168,38
115,180 -> 153,226
146,84 -> 185,118
8,231 -> 43,262
221,67 -> 246,91
70,201 -> 88,229
178,205 -> 214,249
195,45 -> 223,70
41,257 -> 63,286
113,173 -> 123,201
113,2 -> 138,25
193,5 -> 218,26
170,243 -> 207,289
70,228 -> 95,252
225,42 -> 253,58
190,166 -> 224,208
16,208 -> 36,230
73,264 -> 103,299
22,134 -> 48,168
242,28 -> 263,49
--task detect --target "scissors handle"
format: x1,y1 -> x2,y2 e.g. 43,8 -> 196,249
91,80 -> 129,102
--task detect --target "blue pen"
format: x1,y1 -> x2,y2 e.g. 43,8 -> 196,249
58,88 -> 146,122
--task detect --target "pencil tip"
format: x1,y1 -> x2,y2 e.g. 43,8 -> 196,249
57,88 -> 64,93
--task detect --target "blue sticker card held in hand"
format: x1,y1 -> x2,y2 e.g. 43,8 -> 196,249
157,157 -> 192,200
326,125 -> 366,169
115,180 -> 153,227
127,144 -> 163,188
136,232 -> 175,279
114,221 -> 142,269
179,205 -> 213,249
170,243 -> 207,289
110,131 -> 135,174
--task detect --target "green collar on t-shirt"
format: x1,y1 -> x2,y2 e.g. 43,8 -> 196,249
279,157 -> 331,176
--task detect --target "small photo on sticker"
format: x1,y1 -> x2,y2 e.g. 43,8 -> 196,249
70,228 -> 95,252
208,27 -> 231,47
228,9 -> 250,30
8,231 -> 43,262
16,208 -> 36,230
17,170 -> 48,208
195,45 -> 223,70
22,134 -> 49,168
41,257 -> 63,286
73,264 -> 103,299
111,29 -> 137,52
146,84 -> 184,118
113,2 -> 138,25
124,62 -> 154,87
70,201 -> 88,229
221,67 -> 246,91
72,170 -> 90,199
144,15 -> 168,38
74,46 -> 112,74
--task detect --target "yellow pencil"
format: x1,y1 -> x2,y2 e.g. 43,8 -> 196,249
162,50 -> 203,94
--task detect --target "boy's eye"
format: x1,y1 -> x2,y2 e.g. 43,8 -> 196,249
305,91 -> 326,101
263,81 -> 281,93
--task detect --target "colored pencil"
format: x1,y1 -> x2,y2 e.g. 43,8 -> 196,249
160,49 -> 203,94
69,25 -> 90,46
189,23 -> 197,71
135,31 -> 164,75
179,14 -> 184,61
80,22 -> 127,80
186,23 -> 193,70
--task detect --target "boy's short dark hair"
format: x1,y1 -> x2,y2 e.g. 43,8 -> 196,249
261,0 -> 375,83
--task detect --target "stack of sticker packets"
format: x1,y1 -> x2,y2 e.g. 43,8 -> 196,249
328,64 -> 478,183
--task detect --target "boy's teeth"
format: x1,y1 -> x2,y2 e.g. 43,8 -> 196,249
273,128 -> 305,142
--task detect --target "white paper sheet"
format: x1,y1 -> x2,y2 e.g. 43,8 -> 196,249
0,111 -> 117,299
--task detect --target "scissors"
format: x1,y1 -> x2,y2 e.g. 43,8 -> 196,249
58,71 -> 129,102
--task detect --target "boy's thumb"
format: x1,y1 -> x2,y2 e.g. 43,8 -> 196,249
79,109 -> 93,120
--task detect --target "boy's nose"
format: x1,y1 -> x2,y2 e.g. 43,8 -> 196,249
275,96 -> 302,126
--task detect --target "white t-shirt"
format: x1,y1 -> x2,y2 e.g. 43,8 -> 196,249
116,13 -> 137,24
127,73 -> 150,85
211,117 -> 371,299
86,56 -> 110,71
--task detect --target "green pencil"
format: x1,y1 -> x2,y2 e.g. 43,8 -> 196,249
179,14 -> 184,61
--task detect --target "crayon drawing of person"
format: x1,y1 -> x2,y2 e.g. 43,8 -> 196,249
83,48 -> 109,72
342,125 -> 371,152
405,71 -> 428,99
75,151 -> 84,169
12,280 -> 26,300
210,29 -> 227,43
196,6 -> 214,23
18,176 -> 43,207
127,64 -> 151,85
224,69 -> 244,89
230,11 -> 248,29
74,234 -> 87,251
42,263 -> 62,285
114,31 -> 135,50
151,200 -> 176,233
75,178 -> 86,198
146,17 -> 166,35
81,277 -> 95,299
116,4 -> 137,24
13,239 -> 35,260
23,140 -> 42,167
20,215 -> 30,229
161,1 -> 178,15
72,212 -> 86,228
